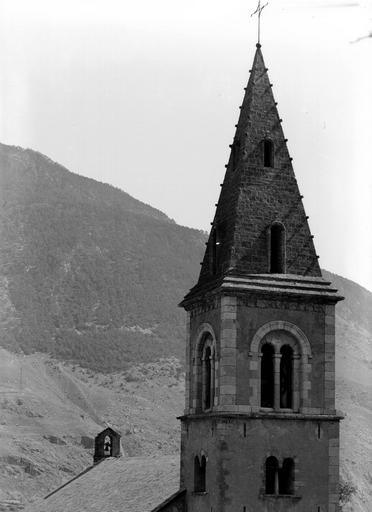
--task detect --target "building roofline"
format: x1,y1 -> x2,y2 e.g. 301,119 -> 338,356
150,488 -> 186,512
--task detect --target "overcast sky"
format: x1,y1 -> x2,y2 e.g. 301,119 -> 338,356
0,0 -> 371,291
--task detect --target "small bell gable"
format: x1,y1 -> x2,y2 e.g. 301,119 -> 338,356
93,427 -> 121,464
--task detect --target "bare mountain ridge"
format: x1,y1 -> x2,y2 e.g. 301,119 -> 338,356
0,143 -> 170,223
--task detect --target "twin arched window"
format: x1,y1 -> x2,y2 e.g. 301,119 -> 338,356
250,322 -> 312,412
261,342 -> 294,410
265,456 -> 295,495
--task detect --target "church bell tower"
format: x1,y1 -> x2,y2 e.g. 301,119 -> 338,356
179,44 -> 343,512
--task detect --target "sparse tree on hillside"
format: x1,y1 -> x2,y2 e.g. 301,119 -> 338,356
339,479 -> 357,510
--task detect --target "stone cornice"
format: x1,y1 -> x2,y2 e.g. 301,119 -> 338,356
180,273 -> 343,310
178,411 -> 344,422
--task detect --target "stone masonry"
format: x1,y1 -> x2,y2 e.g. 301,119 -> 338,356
177,44 -> 343,512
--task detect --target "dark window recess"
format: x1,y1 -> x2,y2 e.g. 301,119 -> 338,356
279,458 -> 295,495
210,229 -> 218,275
270,223 -> 285,273
280,345 -> 293,408
198,333 -> 214,411
261,344 -> 275,407
263,139 -> 274,167
265,456 -> 279,494
204,346 -> 212,410
266,457 -> 295,496
194,455 -> 207,492
232,140 -> 241,168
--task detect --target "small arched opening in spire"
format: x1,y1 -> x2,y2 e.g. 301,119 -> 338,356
231,139 -> 241,170
268,222 -> 286,273
263,139 -> 274,167
209,228 -> 218,275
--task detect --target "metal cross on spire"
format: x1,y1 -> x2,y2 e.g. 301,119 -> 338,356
251,0 -> 268,45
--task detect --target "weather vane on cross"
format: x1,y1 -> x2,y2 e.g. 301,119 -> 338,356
251,0 -> 268,45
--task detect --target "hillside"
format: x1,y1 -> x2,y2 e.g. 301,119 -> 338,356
322,271 -> 372,512
0,143 -> 370,511
0,349 -> 184,510
0,143 -> 205,370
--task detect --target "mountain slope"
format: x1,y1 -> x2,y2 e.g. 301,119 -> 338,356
322,271 -> 372,512
0,143 -> 205,370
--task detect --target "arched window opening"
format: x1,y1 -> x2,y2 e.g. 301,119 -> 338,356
204,346 -> 212,410
265,456 -> 279,494
261,344 -> 274,408
280,345 -> 293,409
196,332 -> 215,412
194,455 -> 207,492
263,139 -> 274,167
103,435 -> 112,456
270,223 -> 285,273
231,140 -> 241,169
279,458 -> 295,495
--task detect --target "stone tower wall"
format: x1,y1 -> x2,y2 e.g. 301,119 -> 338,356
181,416 -> 339,512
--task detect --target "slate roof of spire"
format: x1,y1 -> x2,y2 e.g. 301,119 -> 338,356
184,45 -> 324,302
25,455 -> 179,512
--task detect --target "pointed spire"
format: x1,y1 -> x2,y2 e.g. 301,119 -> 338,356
193,46 -> 321,293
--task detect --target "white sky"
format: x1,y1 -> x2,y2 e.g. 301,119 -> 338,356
0,0 -> 371,291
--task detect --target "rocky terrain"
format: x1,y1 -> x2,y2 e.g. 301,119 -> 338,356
0,349 -> 184,510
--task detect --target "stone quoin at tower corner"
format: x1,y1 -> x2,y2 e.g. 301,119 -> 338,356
153,43 -> 344,512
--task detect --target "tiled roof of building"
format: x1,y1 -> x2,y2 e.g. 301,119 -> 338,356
25,455 -> 179,512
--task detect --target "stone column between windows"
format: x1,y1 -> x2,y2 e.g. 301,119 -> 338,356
274,467 -> 279,495
292,354 -> 301,411
274,353 -> 282,410
201,353 -> 206,410
218,295 -> 237,409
